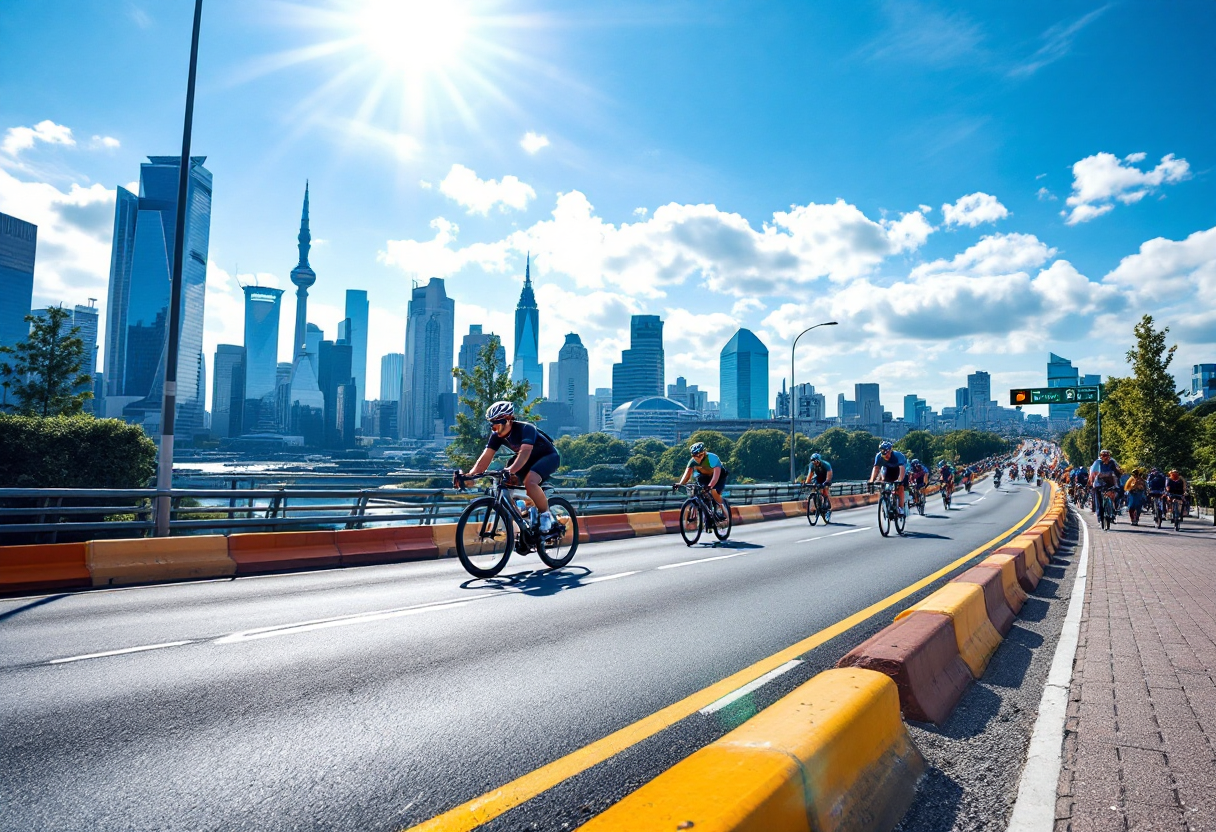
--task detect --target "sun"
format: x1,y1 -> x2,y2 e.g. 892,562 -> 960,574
355,0 -> 470,76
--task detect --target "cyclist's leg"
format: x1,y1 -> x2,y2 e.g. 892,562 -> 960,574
522,454 -> 559,515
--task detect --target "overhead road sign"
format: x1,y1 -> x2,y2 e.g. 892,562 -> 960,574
1009,385 -> 1102,405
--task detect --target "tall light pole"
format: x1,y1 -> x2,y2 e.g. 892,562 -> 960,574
155,0 -> 204,537
789,321 -> 838,483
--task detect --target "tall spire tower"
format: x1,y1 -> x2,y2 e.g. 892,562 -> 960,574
290,181 -> 316,357
511,253 -> 544,396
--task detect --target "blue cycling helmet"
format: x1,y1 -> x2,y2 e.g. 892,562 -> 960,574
911,458 -> 920,466
810,453 -> 821,461
690,442 -> 706,455
878,441 -> 893,452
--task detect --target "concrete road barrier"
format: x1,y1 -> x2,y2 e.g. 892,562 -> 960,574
950,565 -> 1016,636
896,582 -> 1003,679
227,530 -> 340,575
430,523 -> 459,559
837,611 -> 973,726
731,504 -> 766,525
581,667 -> 923,832
626,511 -> 667,537
0,542 -> 91,593
995,543 -> 1041,592
979,553 -> 1028,614
335,526 -> 439,566
87,536 -> 235,587
580,514 -> 636,543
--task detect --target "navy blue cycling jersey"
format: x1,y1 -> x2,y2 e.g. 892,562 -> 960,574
486,421 -> 557,458
873,450 -> 908,471
1146,473 -> 1167,492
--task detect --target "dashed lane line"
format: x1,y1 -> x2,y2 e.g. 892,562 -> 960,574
49,641 -> 195,664
699,660 -> 804,715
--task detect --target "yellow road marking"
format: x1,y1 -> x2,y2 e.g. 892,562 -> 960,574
404,489 -> 1045,832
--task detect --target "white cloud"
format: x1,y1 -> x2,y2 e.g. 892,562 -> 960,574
2,120 -> 76,156
90,135 -> 120,150
1104,226 -> 1216,344
941,192 -> 1008,227
1063,151 -> 1190,225
1009,7 -> 1108,78
438,164 -> 536,215
731,297 -> 766,317
379,217 -> 513,278
912,232 -> 1055,278
1036,187 -> 1057,202
520,132 -> 550,154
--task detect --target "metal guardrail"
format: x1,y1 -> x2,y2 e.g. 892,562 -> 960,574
0,481 -> 876,542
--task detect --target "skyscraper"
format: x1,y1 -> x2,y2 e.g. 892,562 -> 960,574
212,344 -> 245,438
401,278 -> 455,439
967,371 -> 992,424
837,393 -> 858,423
290,182 -> 316,358
720,328 -> 769,420
242,285 -> 282,432
1192,364 -> 1216,401
611,315 -> 665,408
668,377 -> 708,413
955,387 -> 970,410
380,353 -> 404,402
511,254 -> 543,397
102,156 -> 212,436
458,325 -> 505,416
318,339 -> 353,448
1047,353 -> 1081,419
854,383 -> 882,431
341,289 -> 368,428
71,302 -> 100,413
0,211 -> 36,355
557,333 -> 590,434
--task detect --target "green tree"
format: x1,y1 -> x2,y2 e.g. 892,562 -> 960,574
448,335 -> 540,469
1116,315 -> 1194,471
0,307 -> 93,417
625,454 -> 656,483
586,464 -> 630,486
806,428 -> 881,480
629,438 -> 668,460
937,430 -> 1009,465
0,414 -> 156,487
896,430 -> 937,466
555,432 -> 631,469
728,429 -> 789,481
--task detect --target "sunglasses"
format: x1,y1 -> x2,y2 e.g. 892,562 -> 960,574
491,419 -> 509,426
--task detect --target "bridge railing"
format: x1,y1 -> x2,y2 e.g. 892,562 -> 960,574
0,481 -> 875,543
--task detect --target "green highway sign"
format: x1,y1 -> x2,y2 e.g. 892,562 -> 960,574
1009,385 -> 1102,406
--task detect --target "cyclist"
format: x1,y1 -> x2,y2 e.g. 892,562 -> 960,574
1146,467 -> 1167,517
675,442 -> 729,519
907,458 -> 929,507
869,441 -> 908,516
1164,469 -> 1187,519
455,401 -> 561,533
803,453 -> 834,519
1124,468 -> 1147,524
1088,449 -> 1123,516
938,459 -> 956,492
961,467 -> 973,491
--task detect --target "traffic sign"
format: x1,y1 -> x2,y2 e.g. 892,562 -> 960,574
1009,385 -> 1102,405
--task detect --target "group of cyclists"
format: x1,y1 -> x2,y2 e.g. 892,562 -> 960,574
1054,449 -> 1191,528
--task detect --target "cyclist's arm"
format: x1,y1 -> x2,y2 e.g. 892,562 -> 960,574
708,466 -> 722,488
897,465 -> 906,482
506,443 -> 534,474
676,464 -> 693,486
869,465 -> 881,483
465,447 -> 498,478
823,469 -> 833,484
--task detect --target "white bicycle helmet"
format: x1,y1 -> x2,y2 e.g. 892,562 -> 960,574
485,400 -> 515,422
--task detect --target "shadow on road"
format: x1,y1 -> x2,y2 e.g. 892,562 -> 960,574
985,625 -> 1043,689
459,565 -> 594,596
900,532 -> 952,541
0,594 -> 69,623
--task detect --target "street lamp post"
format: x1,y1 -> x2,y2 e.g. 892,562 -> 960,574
789,321 -> 838,483
155,0 -> 204,537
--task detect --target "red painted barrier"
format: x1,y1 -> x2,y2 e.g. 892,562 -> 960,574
335,526 -> 439,566
227,530 -> 341,574
0,542 -> 91,594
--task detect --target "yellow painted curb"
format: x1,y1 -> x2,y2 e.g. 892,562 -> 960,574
1009,533 -> 1047,566
86,535 -> 235,587
782,500 -> 806,519
430,523 -> 459,558
896,582 -> 1002,678
580,668 -> 923,832
627,511 -> 667,537
980,553 -> 1029,611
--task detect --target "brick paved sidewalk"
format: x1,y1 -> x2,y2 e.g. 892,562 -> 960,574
1056,508 -> 1216,831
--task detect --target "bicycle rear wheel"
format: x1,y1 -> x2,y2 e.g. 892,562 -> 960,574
1173,505 -> 1182,531
806,493 -> 820,526
894,502 -> 906,535
679,500 -> 703,546
712,500 -> 732,541
538,497 -> 579,569
456,498 -> 514,578
877,495 -> 891,537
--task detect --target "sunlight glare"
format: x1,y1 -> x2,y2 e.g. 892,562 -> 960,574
357,0 -> 469,74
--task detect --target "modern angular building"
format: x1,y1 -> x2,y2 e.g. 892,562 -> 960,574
242,285 -> 282,432
1046,353 -> 1081,420
401,278 -> 455,439
966,371 -> 992,424
511,255 -> 543,398
668,377 -> 708,414
212,344 -> 245,438
1192,364 -> 1215,401
458,325 -> 505,415
380,353 -> 404,403
0,211 -> 36,355
340,289 -> 368,428
720,328 -> 769,420
556,332 -> 590,434
102,156 -> 212,436
318,339 -> 353,448
612,315 -> 665,409
855,383 -> 882,431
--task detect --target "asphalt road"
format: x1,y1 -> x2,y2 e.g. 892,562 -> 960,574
1,475 -> 1046,832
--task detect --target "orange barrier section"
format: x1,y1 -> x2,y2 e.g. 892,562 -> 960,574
979,553 -> 1029,614
731,504 -> 765,524
782,500 -> 806,518
335,526 -> 439,566
626,511 -> 668,537
658,509 -> 684,534
430,523 -> 459,559
580,514 -> 635,543
227,530 -> 340,575
758,503 -> 788,521
87,535 -> 235,587
0,542 -> 90,593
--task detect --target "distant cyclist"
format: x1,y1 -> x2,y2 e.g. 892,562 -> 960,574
675,442 -> 729,519
1146,467 -> 1167,515
1164,469 -> 1187,517
938,459 -> 956,491
1088,449 -> 1123,515
455,401 -> 561,532
869,441 -> 908,516
803,453 -> 834,518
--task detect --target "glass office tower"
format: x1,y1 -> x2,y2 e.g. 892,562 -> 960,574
611,315 -> 665,409
719,328 -> 769,420
242,286 -> 283,432
0,211 -> 36,355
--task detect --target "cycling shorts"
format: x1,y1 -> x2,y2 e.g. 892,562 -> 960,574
519,452 -> 560,484
809,475 -> 830,488
881,467 -> 904,484
697,471 -> 729,494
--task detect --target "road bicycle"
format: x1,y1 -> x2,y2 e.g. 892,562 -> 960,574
1166,495 -> 1184,532
908,483 -> 926,516
1150,493 -> 1165,528
872,480 -> 906,538
802,483 -> 832,526
941,480 -> 953,510
993,472 -> 1002,488
1098,487 -> 1119,531
675,483 -> 732,545
453,470 -> 579,578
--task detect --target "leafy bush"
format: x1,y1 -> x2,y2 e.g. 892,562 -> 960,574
625,454 -> 656,483
0,415 -> 156,488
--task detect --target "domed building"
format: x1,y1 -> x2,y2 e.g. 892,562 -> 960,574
610,396 -> 699,443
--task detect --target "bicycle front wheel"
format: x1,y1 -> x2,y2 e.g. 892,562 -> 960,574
712,500 -> 733,541
456,498 -> 514,578
877,495 -> 891,537
806,493 -> 820,526
679,500 -> 703,546
538,497 -> 579,569
894,502 -> 906,535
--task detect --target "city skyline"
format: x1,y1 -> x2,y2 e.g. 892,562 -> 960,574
1,2 -> 1213,421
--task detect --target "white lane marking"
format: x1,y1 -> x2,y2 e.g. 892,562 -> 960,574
49,640 -> 194,665
700,660 -> 804,714
1007,506 -> 1088,832
828,527 -> 870,537
584,571 -> 639,584
795,536 -> 828,543
974,496 -> 987,502
657,553 -> 742,570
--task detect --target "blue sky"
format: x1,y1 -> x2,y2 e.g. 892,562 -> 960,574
1,0 -> 1213,414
